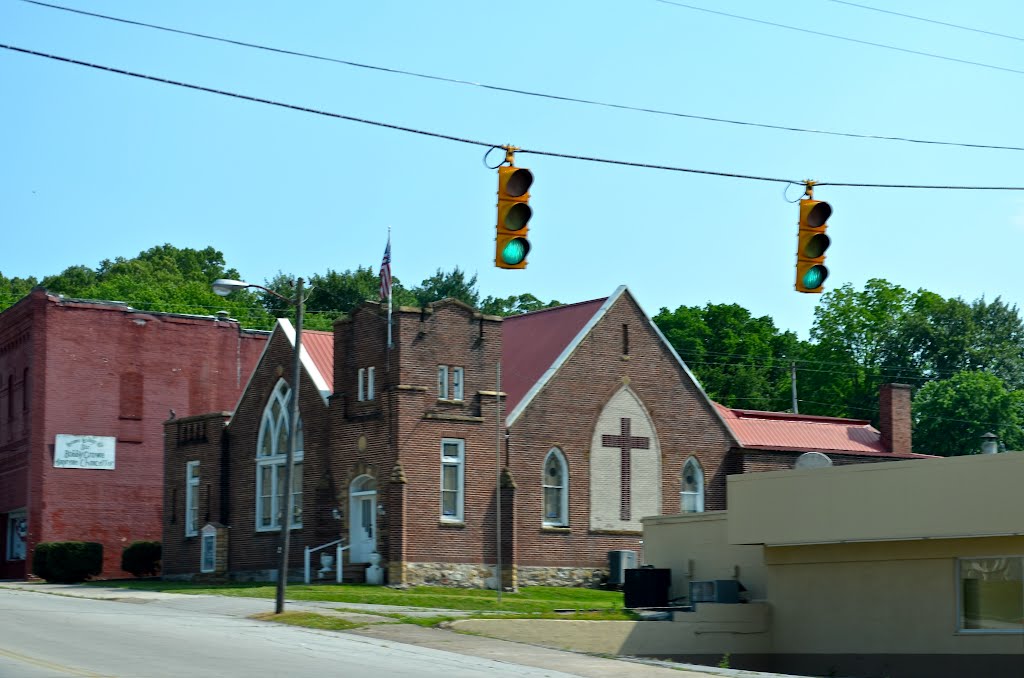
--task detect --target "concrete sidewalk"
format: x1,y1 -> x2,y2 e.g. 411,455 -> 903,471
0,583 -> 798,678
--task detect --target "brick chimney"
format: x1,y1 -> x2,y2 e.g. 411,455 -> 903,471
879,383 -> 912,455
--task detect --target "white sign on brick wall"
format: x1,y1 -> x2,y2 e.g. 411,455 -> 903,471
54,434 -> 116,470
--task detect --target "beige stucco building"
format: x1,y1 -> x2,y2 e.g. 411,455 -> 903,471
649,451 -> 1024,677
457,453 -> 1024,678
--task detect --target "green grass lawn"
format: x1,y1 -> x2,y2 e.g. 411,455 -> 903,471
90,581 -> 624,614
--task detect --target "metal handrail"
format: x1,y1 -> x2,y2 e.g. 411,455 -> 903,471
304,538 -> 349,584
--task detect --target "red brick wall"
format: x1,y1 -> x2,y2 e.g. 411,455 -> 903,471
0,293 -> 34,579
506,293 -> 735,569
162,412 -> 230,576
209,328 -> 334,576
16,293 -> 266,578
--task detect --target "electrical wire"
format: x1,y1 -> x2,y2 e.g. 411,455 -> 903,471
5,43 -> 1024,192
825,0 -> 1024,43
18,0 -> 1024,154
653,0 -> 1024,76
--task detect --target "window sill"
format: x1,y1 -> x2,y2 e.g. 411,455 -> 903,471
439,519 -> 465,528
541,526 -> 570,533
436,398 -> 465,405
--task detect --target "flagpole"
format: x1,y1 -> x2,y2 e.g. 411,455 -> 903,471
386,226 -> 393,349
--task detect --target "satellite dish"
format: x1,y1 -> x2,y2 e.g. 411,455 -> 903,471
794,451 -> 833,469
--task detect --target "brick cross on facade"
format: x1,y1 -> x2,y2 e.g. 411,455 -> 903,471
602,417 -> 650,521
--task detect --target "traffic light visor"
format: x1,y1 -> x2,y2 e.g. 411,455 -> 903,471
802,201 -> 832,228
500,237 -> 530,265
500,202 -> 532,231
801,232 -> 830,258
500,167 -> 533,198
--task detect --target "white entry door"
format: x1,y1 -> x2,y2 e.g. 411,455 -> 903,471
349,476 -> 377,563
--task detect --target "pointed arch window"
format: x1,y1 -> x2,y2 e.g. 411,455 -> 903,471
255,380 -> 303,531
681,457 -> 704,513
543,448 -> 569,527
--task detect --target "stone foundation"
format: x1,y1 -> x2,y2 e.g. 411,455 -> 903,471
516,565 -> 608,588
401,562 -> 608,589
404,562 -> 498,588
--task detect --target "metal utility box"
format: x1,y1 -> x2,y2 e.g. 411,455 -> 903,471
689,579 -> 741,604
624,567 -> 671,608
607,549 -> 637,585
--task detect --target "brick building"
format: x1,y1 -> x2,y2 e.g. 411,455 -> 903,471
162,286 -> 928,587
0,289 -> 267,579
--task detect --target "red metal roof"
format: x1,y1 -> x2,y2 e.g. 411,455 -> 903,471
501,297 -> 607,412
714,402 -> 930,458
301,330 -> 334,392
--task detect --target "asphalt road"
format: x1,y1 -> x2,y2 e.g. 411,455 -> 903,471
0,587 -> 584,678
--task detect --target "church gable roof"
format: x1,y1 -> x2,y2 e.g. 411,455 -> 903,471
501,295 -> 608,421
502,286 -> 737,443
714,403 -> 931,458
232,319 -> 333,414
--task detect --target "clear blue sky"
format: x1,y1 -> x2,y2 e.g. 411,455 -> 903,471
4,0 -> 1024,338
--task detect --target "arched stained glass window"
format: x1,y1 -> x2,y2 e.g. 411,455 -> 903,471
681,457 -> 704,513
543,448 -> 569,527
255,380 -> 304,530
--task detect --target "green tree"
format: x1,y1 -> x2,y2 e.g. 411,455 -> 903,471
654,302 -> 800,411
412,267 -> 479,308
802,279 -> 921,421
34,244 -> 273,328
913,371 -> 1024,456
0,272 -> 38,310
479,293 -> 561,317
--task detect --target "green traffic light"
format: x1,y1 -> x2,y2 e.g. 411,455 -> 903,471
802,265 -> 828,289
501,237 -> 530,265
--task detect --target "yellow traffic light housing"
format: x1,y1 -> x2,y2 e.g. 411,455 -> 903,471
795,195 -> 832,293
495,152 -> 533,269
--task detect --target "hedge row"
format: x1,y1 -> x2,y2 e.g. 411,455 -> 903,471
31,541 -> 162,582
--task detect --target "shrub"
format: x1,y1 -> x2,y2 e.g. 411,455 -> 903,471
121,541 -> 162,577
32,542 -> 103,583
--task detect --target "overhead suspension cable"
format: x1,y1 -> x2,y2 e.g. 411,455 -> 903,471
4,44 -> 1024,192
653,0 -> 1024,77
18,0 -> 1024,154
825,0 -> 1024,43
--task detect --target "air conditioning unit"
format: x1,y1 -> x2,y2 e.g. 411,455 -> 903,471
607,549 -> 637,585
689,579 -> 740,604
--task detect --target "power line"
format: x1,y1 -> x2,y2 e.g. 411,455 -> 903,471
825,0 -> 1024,43
653,0 -> 1024,76
5,43 -> 1024,192
18,0 -> 1024,154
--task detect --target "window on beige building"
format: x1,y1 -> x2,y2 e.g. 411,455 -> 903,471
958,556 -> 1024,633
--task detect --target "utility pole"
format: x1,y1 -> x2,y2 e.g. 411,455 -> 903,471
790,361 -> 799,414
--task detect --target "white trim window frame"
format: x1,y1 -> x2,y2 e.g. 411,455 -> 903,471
440,438 -> 465,522
437,365 -> 449,400
357,367 -> 375,402
255,380 -> 304,532
957,556 -> 1024,634
185,460 -> 200,537
681,457 -> 705,513
542,448 -> 569,527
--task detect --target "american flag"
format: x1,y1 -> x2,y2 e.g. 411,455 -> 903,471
379,235 -> 392,302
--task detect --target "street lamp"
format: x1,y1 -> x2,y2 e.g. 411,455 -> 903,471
212,277 -> 305,614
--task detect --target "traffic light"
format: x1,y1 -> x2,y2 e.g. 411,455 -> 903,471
795,198 -> 832,293
495,164 -> 533,269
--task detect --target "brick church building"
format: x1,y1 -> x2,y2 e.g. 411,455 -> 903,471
162,286 -> 928,587
0,289 -> 266,579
